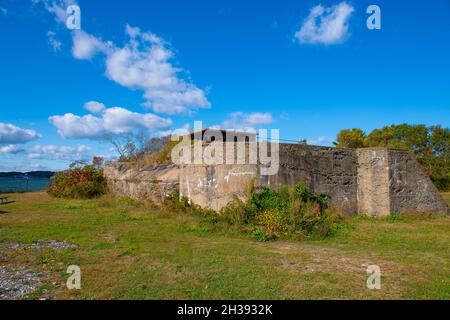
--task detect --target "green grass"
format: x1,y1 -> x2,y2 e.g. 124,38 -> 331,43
0,192 -> 449,300
442,192 -> 450,206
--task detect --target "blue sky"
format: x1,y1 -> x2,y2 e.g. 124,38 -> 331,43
0,0 -> 449,171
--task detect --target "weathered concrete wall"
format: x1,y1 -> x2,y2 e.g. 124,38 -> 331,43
103,162 -> 179,203
177,144 -> 448,216
260,144 -> 358,215
354,148 -> 449,216
180,164 -> 258,212
177,143 -> 359,215
388,150 -> 449,215
104,144 -> 448,216
356,149 -> 391,217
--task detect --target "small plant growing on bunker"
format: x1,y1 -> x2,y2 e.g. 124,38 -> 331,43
111,133 -> 181,166
163,183 -> 345,241
47,157 -> 108,199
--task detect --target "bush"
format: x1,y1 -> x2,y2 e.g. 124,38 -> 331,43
239,184 -> 342,239
251,228 -> 274,242
431,174 -> 450,192
164,183 -> 345,240
255,210 -> 286,236
47,158 -> 108,199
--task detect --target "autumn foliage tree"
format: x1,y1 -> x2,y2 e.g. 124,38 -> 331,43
334,128 -> 366,148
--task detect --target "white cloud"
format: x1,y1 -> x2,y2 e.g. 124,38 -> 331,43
33,1 -> 76,51
244,113 -> 274,126
68,24 -> 210,115
0,123 -> 41,144
0,140 -> 91,161
84,101 -> 106,114
33,0 -> 77,23
27,144 -> 91,160
0,7 -> 7,16
47,31 -> 62,52
158,123 -> 191,138
0,144 -> 24,154
49,103 -> 173,140
295,2 -> 354,45
50,113 -> 104,140
35,1 -> 210,115
103,25 -> 210,115
307,136 -> 333,146
220,112 -> 274,131
72,30 -> 112,59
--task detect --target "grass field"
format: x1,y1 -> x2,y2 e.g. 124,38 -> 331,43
0,192 -> 449,300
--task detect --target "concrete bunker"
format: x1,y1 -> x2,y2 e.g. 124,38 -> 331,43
104,131 -> 449,217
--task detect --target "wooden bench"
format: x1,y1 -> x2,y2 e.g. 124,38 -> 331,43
0,196 -> 9,205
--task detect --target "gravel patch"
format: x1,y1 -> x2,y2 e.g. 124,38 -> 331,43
0,266 -> 42,300
0,240 -> 78,251
0,240 -> 78,300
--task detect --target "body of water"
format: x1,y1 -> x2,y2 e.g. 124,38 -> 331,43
0,177 -> 51,193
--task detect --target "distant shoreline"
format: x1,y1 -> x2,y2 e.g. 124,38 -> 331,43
0,171 -> 55,179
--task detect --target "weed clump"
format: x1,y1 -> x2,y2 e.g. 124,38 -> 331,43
163,183 -> 345,241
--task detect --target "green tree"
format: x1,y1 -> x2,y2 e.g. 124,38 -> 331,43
334,128 -> 366,148
426,126 -> 450,190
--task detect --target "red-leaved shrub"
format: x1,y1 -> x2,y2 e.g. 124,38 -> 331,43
47,157 -> 108,199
